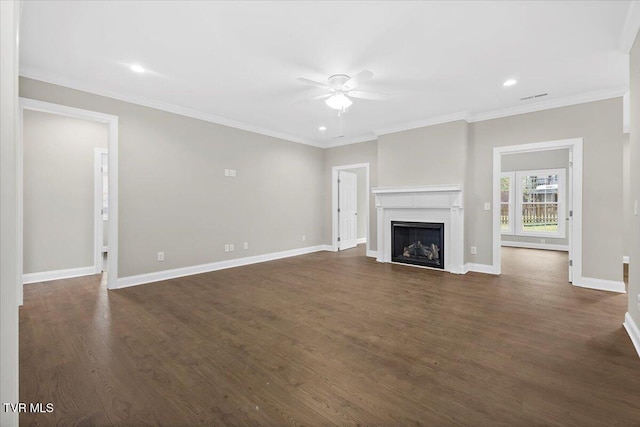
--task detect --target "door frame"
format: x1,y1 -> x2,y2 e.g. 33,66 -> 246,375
94,148 -> 108,273
332,163 -> 370,253
492,138 -> 583,282
18,98 -> 119,301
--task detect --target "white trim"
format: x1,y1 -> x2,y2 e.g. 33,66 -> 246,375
375,112 -> 469,136
351,88 -> 626,148
19,98 -> 120,290
372,184 -> 461,194
493,138 -> 583,284
623,312 -> 640,358
463,263 -> 498,275
366,250 -> 378,258
94,148 -> 107,274
500,171 -> 515,235
624,256 -> 630,264
572,277 -> 626,294
323,134 -> 377,148
20,68 -> 324,148
117,245 -> 330,289
468,87 -> 627,123
21,71 -> 627,151
623,91 -> 630,134
620,1 -> 640,54
356,237 -> 367,244
331,163 -> 370,255
501,241 -> 569,252
23,266 -> 96,284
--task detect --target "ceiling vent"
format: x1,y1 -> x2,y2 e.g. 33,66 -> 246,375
520,93 -> 548,101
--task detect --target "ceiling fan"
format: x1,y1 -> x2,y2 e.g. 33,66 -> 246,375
297,70 -> 387,113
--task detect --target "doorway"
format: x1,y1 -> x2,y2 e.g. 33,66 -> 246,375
95,148 -> 109,272
332,163 -> 370,253
18,98 -> 119,304
493,138 -> 583,285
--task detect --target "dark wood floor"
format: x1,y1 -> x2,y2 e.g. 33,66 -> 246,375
20,246 -> 640,426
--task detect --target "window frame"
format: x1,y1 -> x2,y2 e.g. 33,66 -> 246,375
500,172 -> 515,235
514,168 -> 566,239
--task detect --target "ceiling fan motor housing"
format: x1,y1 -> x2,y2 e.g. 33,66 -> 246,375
328,74 -> 350,90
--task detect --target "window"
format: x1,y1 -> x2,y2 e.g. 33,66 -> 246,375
500,172 -> 514,234
501,168 -> 566,239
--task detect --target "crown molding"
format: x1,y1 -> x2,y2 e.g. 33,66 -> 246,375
323,132 -> 377,149
20,68 -> 628,151
467,86 -> 628,123
19,67 -> 325,148
620,1 -> 640,54
374,112 -> 469,136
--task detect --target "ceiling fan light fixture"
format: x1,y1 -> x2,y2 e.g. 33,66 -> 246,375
325,93 -> 352,111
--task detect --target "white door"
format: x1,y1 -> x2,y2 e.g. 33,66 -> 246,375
567,150 -> 573,282
338,171 -> 358,250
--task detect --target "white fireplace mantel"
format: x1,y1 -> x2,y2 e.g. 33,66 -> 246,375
372,185 -> 464,274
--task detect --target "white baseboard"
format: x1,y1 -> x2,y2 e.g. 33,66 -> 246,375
501,241 -> 569,251
366,250 -> 378,258
623,256 -> 629,264
623,312 -> 640,358
356,237 -> 367,244
463,263 -> 498,275
117,245 -> 329,289
23,266 -> 96,284
572,276 -> 626,293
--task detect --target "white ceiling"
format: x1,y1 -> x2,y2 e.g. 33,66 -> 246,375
20,1 -> 632,147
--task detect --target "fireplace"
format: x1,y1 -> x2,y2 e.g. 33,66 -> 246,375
372,185 -> 464,274
392,221 -> 444,269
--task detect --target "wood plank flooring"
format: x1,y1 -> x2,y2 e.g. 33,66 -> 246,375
20,246 -> 640,426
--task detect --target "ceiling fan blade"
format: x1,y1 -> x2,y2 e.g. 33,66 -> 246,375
297,77 -> 332,91
310,93 -> 332,101
343,70 -> 373,90
293,93 -> 331,104
348,90 -> 388,100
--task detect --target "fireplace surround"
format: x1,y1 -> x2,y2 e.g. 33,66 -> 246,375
372,185 -> 464,273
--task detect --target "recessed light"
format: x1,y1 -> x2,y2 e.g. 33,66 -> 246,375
503,79 -> 517,87
130,64 -> 145,73
318,126 -> 327,132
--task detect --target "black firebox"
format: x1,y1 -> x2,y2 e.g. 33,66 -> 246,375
391,221 -> 444,269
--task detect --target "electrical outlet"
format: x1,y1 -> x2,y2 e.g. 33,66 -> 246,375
224,169 -> 230,177
484,202 -> 491,211
229,243 -> 234,251
302,234 -> 306,242
230,169 -> 236,177
243,242 -> 248,250
157,252 -> 165,262
470,246 -> 477,255
224,244 -> 230,252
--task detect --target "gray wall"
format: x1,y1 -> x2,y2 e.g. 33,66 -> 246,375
21,77 -> 325,278
377,120 -> 469,187
323,140 -> 378,251
628,33 -> 640,324
23,110 -> 108,273
468,98 -> 626,282
501,149 -> 570,248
